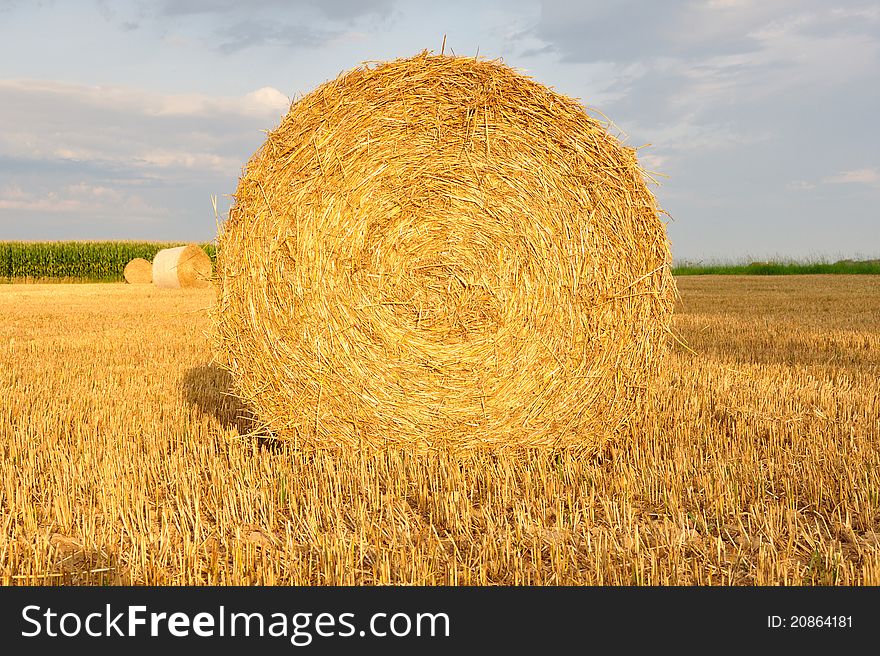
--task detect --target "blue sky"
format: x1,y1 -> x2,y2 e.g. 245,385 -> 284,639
0,0 -> 877,261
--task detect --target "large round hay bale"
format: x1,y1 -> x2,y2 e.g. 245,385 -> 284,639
212,52 -> 676,450
123,258 -> 152,284
152,244 -> 212,289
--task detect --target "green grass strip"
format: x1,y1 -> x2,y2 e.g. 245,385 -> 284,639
673,259 -> 880,276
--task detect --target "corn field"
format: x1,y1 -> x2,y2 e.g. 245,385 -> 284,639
0,241 -> 216,282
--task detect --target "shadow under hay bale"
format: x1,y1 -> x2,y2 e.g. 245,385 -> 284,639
182,364 -> 261,439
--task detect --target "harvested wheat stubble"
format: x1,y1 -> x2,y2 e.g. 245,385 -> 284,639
152,245 -> 212,289
123,258 -> 152,284
212,51 -> 676,451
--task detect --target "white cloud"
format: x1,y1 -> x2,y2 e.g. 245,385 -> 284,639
626,113 -> 773,157
823,168 -> 880,185
701,0 -> 756,9
144,86 -> 290,118
0,182 -> 168,216
526,3 -> 879,141
0,78 -> 283,183
786,169 -> 879,191
745,13 -> 880,88
0,79 -> 289,121
829,6 -> 880,21
786,180 -> 816,191
241,86 -> 290,116
0,77 -> 268,235
136,150 -> 243,173
637,152 -> 668,172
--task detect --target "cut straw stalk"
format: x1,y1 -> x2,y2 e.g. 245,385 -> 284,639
212,51 -> 676,451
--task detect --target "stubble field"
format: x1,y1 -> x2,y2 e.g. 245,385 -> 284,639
1,275 -> 878,584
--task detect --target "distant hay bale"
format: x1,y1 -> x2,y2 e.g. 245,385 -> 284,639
212,51 -> 676,451
123,258 -> 152,284
152,245 -> 212,289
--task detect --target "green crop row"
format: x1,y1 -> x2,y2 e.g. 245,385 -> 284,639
3,242 -> 877,281
0,241 -> 217,282
673,259 -> 880,275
